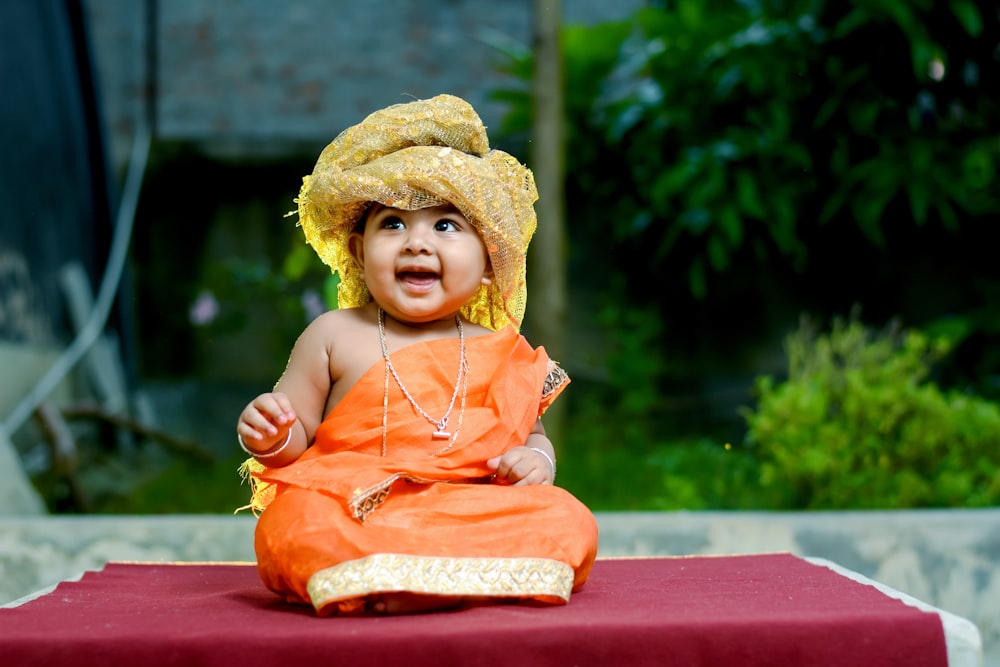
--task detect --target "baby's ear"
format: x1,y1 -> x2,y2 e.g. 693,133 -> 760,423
481,265 -> 494,286
347,232 -> 365,268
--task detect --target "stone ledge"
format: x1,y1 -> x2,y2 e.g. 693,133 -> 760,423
2,509 -> 996,663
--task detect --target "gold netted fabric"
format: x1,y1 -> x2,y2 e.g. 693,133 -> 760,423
296,94 -> 538,331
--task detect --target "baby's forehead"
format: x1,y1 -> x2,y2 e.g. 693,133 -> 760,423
368,202 -> 464,217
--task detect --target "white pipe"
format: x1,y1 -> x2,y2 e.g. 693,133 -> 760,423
0,118 -> 151,440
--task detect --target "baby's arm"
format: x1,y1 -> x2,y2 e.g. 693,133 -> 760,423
236,314 -> 335,467
486,418 -> 557,486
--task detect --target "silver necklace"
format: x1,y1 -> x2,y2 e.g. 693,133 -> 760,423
377,307 -> 468,454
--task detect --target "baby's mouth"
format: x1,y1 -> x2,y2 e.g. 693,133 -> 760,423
397,270 -> 439,288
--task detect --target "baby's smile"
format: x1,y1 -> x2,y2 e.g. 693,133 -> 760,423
397,269 -> 439,290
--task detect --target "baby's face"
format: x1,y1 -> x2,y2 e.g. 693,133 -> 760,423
352,204 -> 490,324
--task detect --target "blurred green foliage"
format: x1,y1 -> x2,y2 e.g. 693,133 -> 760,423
498,0 -> 999,300
742,315 -> 1000,508
562,314 -> 1000,510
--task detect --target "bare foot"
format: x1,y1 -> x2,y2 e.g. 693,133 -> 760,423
319,593 -> 517,616
367,592 -> 466,615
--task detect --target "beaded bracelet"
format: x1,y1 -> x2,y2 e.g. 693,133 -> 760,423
238,429 -> 291,460
527,446 -> 556,481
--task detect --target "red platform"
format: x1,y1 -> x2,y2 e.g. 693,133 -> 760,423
0,553 -> 947,666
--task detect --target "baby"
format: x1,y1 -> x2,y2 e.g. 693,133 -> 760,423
237,94 -> 598,615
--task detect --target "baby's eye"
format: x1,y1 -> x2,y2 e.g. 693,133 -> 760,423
380,216 -> 404,230
434,219 -> 460,232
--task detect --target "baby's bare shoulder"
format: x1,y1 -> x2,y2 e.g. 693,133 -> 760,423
304,306 -> 378,364
286,309 -> 367,362
304,306 -> 373,336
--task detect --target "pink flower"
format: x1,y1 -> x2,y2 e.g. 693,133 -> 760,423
189,290 -> 220,326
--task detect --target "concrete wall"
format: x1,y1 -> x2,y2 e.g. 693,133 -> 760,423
83,0 -> 645,167
1,510 -> 996,663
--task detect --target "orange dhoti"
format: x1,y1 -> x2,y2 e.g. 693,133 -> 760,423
247,327 -> 599,615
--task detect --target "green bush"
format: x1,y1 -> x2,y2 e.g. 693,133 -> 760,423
742,315 -> 1000,509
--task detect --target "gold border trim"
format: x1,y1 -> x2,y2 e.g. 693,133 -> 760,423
307,553 -> 573,611
349,473 -> 442,522
542,361 -> 569,399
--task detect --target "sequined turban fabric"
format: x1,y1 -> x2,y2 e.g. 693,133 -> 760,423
296,94 -> 538,331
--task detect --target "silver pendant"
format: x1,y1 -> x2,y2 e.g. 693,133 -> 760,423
432,417 -> 450,440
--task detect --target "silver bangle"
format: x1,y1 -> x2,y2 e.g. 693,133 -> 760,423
238,429 -> 291,460
527,446 -> 556,480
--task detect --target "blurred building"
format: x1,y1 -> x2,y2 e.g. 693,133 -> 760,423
87,0 -> 645,169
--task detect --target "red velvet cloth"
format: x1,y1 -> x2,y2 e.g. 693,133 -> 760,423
0,553 -> 947,667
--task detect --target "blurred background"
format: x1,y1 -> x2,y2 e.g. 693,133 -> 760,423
2,0 -> 999,515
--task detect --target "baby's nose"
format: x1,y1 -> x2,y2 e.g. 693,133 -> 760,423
403,225 -> 433,253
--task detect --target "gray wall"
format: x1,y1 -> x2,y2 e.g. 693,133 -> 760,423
85,0 -> 646,167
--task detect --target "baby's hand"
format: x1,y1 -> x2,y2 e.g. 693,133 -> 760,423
487,447 -> 554,486
237,392 -> 297,452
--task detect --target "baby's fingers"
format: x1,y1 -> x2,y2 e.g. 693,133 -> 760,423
486,454 -> 515,484
238,409 -> 279,440
269,392 -> 297,422
509,464 -> 548,486
252,393 -> 296,425
488,449 -> 544,486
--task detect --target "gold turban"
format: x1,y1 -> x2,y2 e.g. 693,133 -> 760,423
295,94 -> 538,331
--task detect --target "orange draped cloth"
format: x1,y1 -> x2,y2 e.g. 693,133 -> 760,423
248,326 -> 599,615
